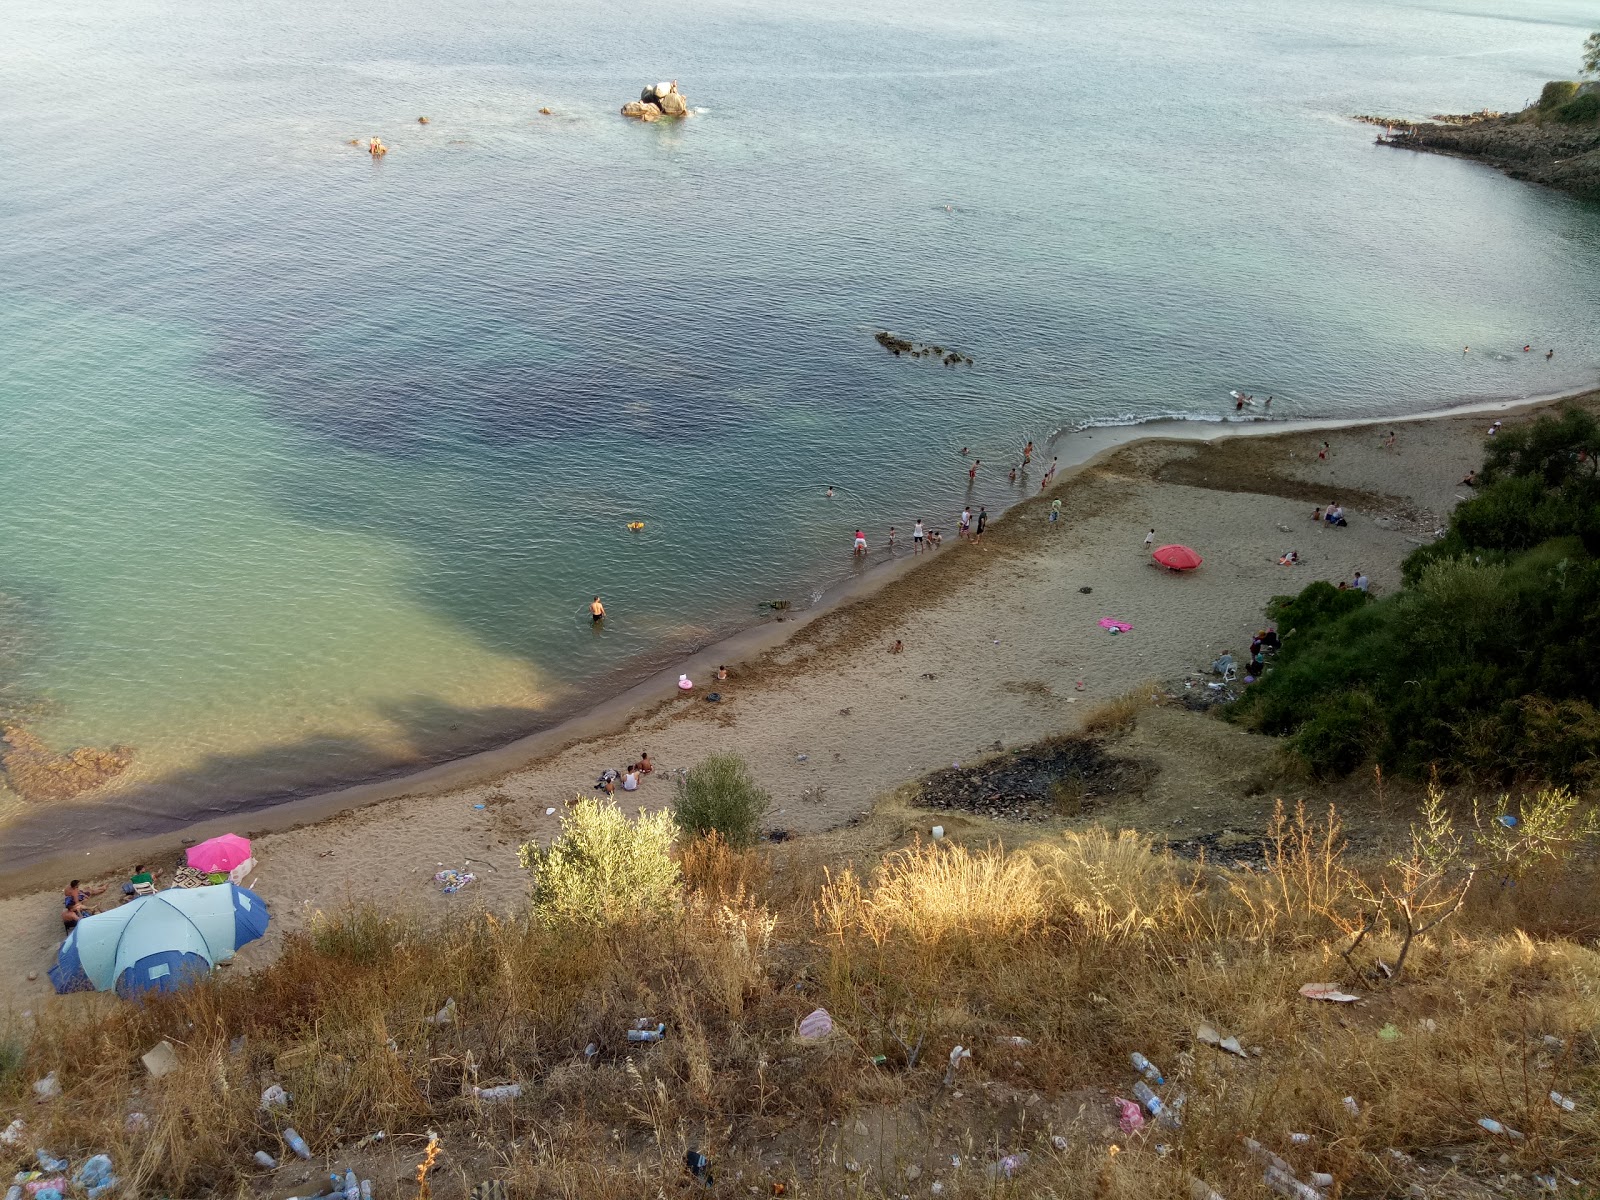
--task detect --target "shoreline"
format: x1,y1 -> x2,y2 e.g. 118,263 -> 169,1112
0,380 -> 1593,895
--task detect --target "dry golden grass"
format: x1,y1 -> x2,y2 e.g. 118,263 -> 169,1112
1080,680 -> 1163,735
2,798 -> 1597,1200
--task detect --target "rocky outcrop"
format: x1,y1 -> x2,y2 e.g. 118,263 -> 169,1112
623,81 -> 689,121
874,331 -> 974,366
1368,92 -> 1600,202
2,723 -> 134,802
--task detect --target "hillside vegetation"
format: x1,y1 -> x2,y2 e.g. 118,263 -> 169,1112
1,789 -> 1596,1199
1232,407 -> 1600,783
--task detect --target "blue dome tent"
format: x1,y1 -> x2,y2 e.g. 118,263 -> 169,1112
49,883 -> 269,997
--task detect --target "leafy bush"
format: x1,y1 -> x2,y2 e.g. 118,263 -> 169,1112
1538,80 -> 1579,110
1556,91 -> 1600,123
520,797 -> 681,926
673,753 -> 771,847
1230,407 -> 1600,782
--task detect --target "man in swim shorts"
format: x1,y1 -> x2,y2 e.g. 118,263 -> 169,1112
590,596 -> 606,623
959,508 -> 971,538
913,519 -> 925,552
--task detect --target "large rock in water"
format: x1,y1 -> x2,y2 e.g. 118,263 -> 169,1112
658,91 -> 688,116
621,100 -> 663,121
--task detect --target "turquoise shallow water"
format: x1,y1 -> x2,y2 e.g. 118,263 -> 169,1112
1,0 -> 1598,865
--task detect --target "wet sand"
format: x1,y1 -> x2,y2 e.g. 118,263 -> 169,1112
1,387 -> 1593,1013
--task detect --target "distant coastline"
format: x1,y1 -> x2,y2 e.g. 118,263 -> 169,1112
1358,101 -> 1600,202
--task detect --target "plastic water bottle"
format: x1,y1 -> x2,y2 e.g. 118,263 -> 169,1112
284,1128 -> 313,1160
5,1185 -> 23,1200
254,1151 -> 279,1169
360,1181 -> 373,1200
626,1024 -> 666,1043
344,1169 -> 359,1200
1130,1053 -> 1164,1085
1132,1080 -> 1163,1115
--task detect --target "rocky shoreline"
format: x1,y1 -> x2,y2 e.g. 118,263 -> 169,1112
1359,97 -> 1600,202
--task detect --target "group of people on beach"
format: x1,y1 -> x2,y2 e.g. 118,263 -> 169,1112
841,439 -> 1059,558
59,864 -> 162,930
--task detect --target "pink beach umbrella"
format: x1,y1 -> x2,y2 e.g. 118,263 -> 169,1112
1151,544 -> 1203,571
186,834 -> 253,875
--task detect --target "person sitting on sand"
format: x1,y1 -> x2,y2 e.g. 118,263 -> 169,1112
1325,504 -> 1347,527
621,768 -> 640,792
1261,627 -> 1281,653
1312,507 -> 1322,523
716,665 -> 729,681
63,902 -> 90,931
633,751 -> 655,775
1278,550 -> 1299,566
890,639 -> 903,654
596,768 -> 620,795
1460,470 -> 1477,487
64,879 -> 104,911
123,864 -> 160,897
929,529 -> 943,548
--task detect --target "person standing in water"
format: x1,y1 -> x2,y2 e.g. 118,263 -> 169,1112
887,526 -> 897,550
959,507 -> 972,539
853,530 -> 867,556
968,459 -> 980,484
974,506 -> 988,543
1022,441 -> 1034,465
913,519 -> 926,552
590,596 -> 606,624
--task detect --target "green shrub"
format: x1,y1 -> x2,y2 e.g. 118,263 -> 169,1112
673,752 -> 771,847
1556,92 -> 1600,123
1538,80 -> 1579,111
520,798 -> 681,926
1231,409 -> 1600,783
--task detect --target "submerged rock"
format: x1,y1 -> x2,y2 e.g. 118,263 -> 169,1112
1,723 -> 134,802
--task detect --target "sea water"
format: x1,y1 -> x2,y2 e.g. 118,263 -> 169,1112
1,0 -> 1597,864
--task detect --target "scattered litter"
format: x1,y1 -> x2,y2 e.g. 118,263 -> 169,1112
0,1119 -> 23,1144
584,1043 -> 598,1064
1342,1096 -> 1360,1116
997,1036 -> 1032,1048
36,1151 -> 68,1173
472,803 -> 486,810
354,1131 -> 386,1149
1496,814 -> 1518,827
1476,1117 -> 1524,1140
426,997 -> 458,1025
627,1021 -> 666,1043
1541,1034 -> 1564,1049
1416,1018 -> 1436,1033
1131,1052 -> 1164,1084
1308,1173 -> 1334,1189
32,1071 -> 60,1100
72,1158 -> 115,1200
1298,983 -> 1360,1003
545,807 -> 556,815
1190,1178 -> 1226,1200
283,1128 -> 313,1160
433,868 -> 476,894
1098,618 -> 1133,632
472,1084 -> 522,1102
1288,1132 -> 1311,1145
1377,1023 -> 1402,1042
797,1008 -> 834,1041
142,1041 -> 180,1078
1375,960 -> 1394,979
987,1153 -> 1029,1180
1113,1096 -> 1145,1133
943,1044 -> 971,1086
931,825 -> 945,840
260,1084 -> 289,1110
1550,1090 -> 1576,1112
796,754 -> 809,762
1264,1165 -> 1323,1200
1132,1080 -> 1164,1116
1534,1174 -> 1558,1191
1051,1135 -> 1069,1151
254,1151 -> 279,1169
684,1149 -> 712,1184
1196,1024 -> 1248,1058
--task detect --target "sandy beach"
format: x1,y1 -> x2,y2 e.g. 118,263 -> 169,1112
2,390 -> 1592,1014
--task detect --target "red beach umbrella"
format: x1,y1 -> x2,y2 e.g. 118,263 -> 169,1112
1151,544 -> 1203,571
